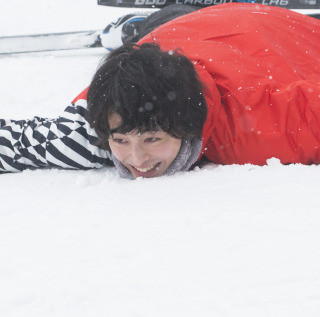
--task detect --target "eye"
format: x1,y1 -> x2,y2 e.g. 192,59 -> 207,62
112,138 -> 127,144
145,137 -> 160,143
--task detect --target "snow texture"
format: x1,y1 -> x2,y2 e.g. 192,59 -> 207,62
1,1 -> 320,316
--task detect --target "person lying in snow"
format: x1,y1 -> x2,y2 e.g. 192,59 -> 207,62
1,3 -> 320,179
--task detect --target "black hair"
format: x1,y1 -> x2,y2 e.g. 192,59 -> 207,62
87,42 -> 207,149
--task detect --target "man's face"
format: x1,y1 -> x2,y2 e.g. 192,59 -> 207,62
108,113 -> 182,178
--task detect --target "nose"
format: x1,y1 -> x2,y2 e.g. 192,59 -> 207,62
129,143 -> 150,167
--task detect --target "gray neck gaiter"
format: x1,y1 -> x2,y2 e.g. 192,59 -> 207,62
112,138 -> 202,179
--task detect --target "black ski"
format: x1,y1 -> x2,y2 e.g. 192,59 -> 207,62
0,30 -> 102,55
98,0 -> 320,9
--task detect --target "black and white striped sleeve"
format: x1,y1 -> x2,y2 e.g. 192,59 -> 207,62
0,99 -> 113,173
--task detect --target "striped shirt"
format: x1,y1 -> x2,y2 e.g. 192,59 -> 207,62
0,98 -> 113,173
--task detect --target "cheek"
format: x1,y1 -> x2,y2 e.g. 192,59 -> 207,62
154,140 -> 181,161
109,143 -> 127,161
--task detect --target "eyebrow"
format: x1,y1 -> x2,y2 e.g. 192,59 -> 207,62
110,129 -> 160,136
110,128 -> 120,134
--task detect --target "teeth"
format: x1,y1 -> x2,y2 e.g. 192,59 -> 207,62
135,164 -> 157,173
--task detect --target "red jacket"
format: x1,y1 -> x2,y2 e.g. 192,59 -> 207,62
141,4 -> 320,165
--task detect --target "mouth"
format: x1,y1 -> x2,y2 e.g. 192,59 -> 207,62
130,162 -> 161,177
134,164 -> 158,172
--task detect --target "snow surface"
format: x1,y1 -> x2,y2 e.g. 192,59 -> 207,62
1,1 -> 320,316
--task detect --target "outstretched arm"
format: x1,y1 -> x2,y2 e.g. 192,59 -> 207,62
0,99 -> 112,173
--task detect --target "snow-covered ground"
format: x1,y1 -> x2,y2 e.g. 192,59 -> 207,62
1,1 -> 320,316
